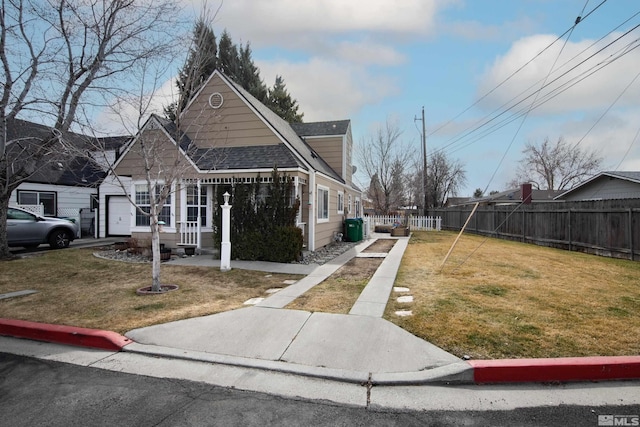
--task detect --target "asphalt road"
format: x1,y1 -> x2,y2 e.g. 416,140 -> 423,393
1,353 -> 637,427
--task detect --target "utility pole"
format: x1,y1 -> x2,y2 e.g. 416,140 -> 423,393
414,107 -> 428,215
421,106 -> 428,215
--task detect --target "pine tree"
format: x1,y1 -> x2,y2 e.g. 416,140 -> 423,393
218,30 -> 240,80
267,76 -> 304,123
165,18 -> 218,120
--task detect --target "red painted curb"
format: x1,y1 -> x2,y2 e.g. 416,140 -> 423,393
469,356 -> 640,383
0,318 -> 133,351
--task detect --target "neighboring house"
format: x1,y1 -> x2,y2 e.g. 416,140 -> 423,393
555,171 -> 640,201
6,118 -> 129,236
451,185 -> 562,207
98,70 -> 362,251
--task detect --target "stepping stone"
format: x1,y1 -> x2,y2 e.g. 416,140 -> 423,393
393,287 -> 410,293
282,280 -> 297,285
265,288 -> 282,294
395,310 -> 413,317
0,289 -> 38,300
356,253 -> 387,258
396,295 -> 414,303
243,297 -> 265,305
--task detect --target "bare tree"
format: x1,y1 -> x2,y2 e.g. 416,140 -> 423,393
0,0 -> 182,259
425,151 -> 466,208
357,120 -> 412,214
72,10 -> 224,292
513,137 -> 603,190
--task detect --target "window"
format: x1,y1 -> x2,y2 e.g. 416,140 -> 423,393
317,185 -> 329,222
355,198 -> 361,217
348,194 -> 352,216
135,184 -> 171,227
337,191 -> 344,214
186,185 -> 207,227
17,190 -> 56,216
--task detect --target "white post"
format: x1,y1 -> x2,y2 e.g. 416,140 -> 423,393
220,192 -> 232,272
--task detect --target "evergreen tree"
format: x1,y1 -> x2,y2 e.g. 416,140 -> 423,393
267,76 -> 304,123
165,18 -> 218,120
237,43 -> 268,103
218,30 -> 240,80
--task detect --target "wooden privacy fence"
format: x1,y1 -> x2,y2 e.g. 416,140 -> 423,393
433,199 -> 640,261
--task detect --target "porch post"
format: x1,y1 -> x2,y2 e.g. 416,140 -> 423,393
197,179 -> 202,249
220,192 -> 232,272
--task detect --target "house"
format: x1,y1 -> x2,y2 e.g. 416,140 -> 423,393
555,171 -> 640,201
453,185 -> 562,206
6,118 -> 129,236
98,70 -> 362,251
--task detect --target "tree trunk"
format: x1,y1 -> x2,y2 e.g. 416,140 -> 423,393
0,194 -> 13,259
150,208 -> 162,292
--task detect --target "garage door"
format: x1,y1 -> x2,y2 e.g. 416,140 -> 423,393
107,196 -> 131,236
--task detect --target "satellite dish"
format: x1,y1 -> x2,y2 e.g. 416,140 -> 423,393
352,165 -> 357,174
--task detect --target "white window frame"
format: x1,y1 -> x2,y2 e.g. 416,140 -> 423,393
348,194 -> 353,216
337,191 -> 344,215
183,184 -> 212,231
317,185 -> 330,223
355,197 -> 361,218
131,181 -> 176,232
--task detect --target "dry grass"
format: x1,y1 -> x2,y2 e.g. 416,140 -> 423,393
286,238 -> 397,313
286,257 -> 382,313
0,248 -> 302,334
386,231 -> 640,359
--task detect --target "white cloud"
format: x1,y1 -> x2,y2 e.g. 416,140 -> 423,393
258,58 -> 399,121
477,33 -> 640,115
214,0 -> 441,40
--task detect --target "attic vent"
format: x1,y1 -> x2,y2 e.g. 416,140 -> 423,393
208,92 -> 224,109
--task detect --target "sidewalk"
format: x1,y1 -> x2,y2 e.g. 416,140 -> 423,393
2,233 -> 640,386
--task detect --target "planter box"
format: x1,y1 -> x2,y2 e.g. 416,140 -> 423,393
391,226 -> 410,237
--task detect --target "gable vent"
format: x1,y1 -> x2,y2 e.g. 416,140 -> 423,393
208,92 -> 224,109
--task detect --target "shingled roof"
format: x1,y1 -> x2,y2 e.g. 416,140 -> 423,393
192,144 -> 304,170
290,120 -> 350,137
6,118 -> 130,187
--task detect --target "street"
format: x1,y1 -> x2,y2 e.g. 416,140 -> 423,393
1,353 -> 638,426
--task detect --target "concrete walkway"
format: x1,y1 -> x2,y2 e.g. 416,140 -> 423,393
125,234 -> 472,384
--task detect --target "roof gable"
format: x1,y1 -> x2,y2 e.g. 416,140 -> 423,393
180,70 -> 344,182
555,171 -> 640,200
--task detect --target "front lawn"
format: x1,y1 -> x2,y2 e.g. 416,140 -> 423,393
387,231 -> 640,359
0,249 -> 302,334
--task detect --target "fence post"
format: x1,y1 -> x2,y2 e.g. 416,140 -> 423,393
629,208 -> 634,261
568,209 -> 572,252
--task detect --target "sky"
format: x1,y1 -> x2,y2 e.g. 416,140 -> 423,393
104,0 -> 640,197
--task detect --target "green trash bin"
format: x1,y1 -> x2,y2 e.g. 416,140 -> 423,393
345,218 -> 363,242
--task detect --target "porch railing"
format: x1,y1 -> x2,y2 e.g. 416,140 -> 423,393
178,221 -> 199,247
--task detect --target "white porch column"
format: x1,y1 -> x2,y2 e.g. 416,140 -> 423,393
196,179 -> 202,248
220,192 -> 232,272
308,172 -> 316,251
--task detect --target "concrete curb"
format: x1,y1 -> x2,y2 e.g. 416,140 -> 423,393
0,318 -> 132,351
2,320 -> 640,385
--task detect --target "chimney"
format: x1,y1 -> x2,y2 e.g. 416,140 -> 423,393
521,183 -> 532,204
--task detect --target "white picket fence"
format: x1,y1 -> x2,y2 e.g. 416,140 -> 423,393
365,215 -> 442,234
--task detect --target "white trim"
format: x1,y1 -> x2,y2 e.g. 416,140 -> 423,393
317,184 -> 330,223
337,191 -> 344,215
130,180 -> 176,232
308,172 -> 316,251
